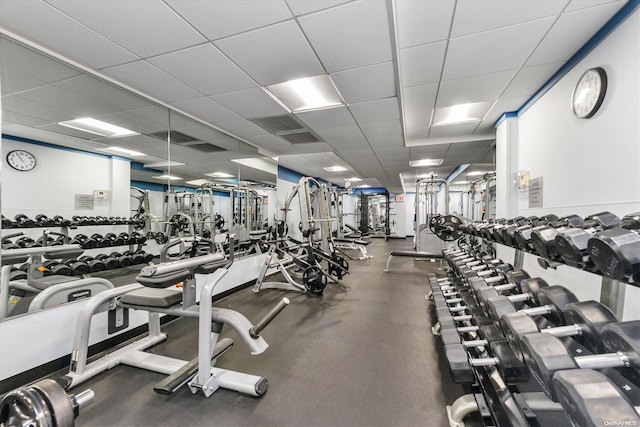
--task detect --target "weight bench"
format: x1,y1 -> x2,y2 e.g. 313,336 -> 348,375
62,251 -> 289,399
384,251 -> 443,272
333,238 -> 371,259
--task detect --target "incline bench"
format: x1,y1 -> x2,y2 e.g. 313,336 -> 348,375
384,251 -> 443,272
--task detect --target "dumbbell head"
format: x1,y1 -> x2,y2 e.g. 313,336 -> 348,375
588,228 -> 640,282
600,321 -> 640,384
553,369 -> 640,427
563,300 -> 617,352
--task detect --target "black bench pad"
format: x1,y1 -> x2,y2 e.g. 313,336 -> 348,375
390,251 -> 442,258
121,288 -> 182,308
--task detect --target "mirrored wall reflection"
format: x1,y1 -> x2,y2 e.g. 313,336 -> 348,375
0,34 -> 278,320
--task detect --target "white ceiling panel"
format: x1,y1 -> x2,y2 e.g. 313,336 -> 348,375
298,0 -> 392,72
442,17 -> 556,81
405,127 -> 427,142
428,122 -> 482,139
409,145 -> 450,158
348,98 -> 400,124
148,44 -> 256,95
400,41 -> 447,88
480,96 -> 530,127
285,0 -> 352,16
331,61 -> 396,104
367,134 -> 404,148
402,83 -> 437,129
436,69 -> 518,107
215,119 -> 270,139
2,110 -> 51,127
0,1 -> 138,69
565,0 -> 624,12
0,66 -> 47,94
96,111 -> 167,134
169,97 -> 241,124
3,94 -> 79,123
102,61 -> 201,102
165,0 -> 292,41
292,142 -> 334,154
314,126 -> 369,150
18,85 -> 119,117
501,62 -> 564,98
46,0 -> 205,58
211,87 -> 287,118
55,75 -> 152,111
0,38 -> 82,84
295,106 -> 356,129
395,0 -> 455,49
244,134 -> 294,155
360,120 -> 402,139
526,2 -> 626,66
214,20 -> 323,86
451,0 -> 567,38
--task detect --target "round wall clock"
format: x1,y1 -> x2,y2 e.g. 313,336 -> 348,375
6,150 -> 37,171
571,67 -> 607,119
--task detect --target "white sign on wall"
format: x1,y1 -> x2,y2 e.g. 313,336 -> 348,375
75,194 -> 94,210
529,177 -> 544,208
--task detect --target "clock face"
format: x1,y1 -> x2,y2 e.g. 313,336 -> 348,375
7,150 -> 37,171
571,67 -> 607,119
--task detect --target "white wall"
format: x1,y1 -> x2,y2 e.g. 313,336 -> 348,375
513,9 -> 640,218
405,192 -> 416,236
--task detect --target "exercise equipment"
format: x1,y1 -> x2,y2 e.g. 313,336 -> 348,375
588,212 -> 640,282
0,379 -> 94,427
520,320 -> 640,400
554,211 -> 620,268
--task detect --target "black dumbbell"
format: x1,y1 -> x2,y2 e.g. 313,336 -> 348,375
95,254 -> 119,270
53,215 -> 71,227
95,216 -> 109,225
531,214 -> 585,259
124,250 -> 145,264
35,214 -> 56,227
130,232 -> 147,245
71,234 -> 96,250
64,259 -> 90,276
91,234 -> 110,248
445,339 -> 528,384
520,321 -> 640,401
16,236 -> 38,248
555,212 -> 620,269
78,256 -> 106,273
111,252 -> 132,267
588,212 -> 640,282
118,232 -> 133,245
501,300 -> 617,359
552,369 -> 640,427
513,214 -> 560,251
42,260 -> 71,276
2,215 -> 14,228
102,233 -> 117,246
104,232 -> 124,246
9,266 -> 27,281
14,214 -> 36,228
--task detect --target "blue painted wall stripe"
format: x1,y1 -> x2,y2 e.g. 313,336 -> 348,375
2,133 -> 132,162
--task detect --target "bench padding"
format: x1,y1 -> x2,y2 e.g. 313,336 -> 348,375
120,288 -> 182,307
390,251 -> 442,258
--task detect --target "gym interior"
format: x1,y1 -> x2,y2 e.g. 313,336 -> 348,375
1,1 -> 639,426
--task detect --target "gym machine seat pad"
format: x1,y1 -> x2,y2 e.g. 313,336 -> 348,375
120,288 -> 182,308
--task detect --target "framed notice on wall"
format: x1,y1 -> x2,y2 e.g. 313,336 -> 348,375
75,194 -> 94,210
529,178 -> 543,208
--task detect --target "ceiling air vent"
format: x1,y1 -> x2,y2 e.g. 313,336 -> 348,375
249,114 -> 306,133
279,131 -> 321,144
148,130 -> 199,144
187,143 -> 226,153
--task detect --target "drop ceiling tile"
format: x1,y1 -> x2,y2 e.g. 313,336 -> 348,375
165,0 -> 292,41
214,20 -> 323,86
169,97 -> 241,124
215,119 -> 271,139
298,0 -> 392,72
436,69 -> 517,107
148,44 -> 257,95
331,61 -> 396,104
442,17 -> 555,80
292,142 -> 334,154
502,62 -> 564,98
451,0 -> 567,38
367,134 -> 404,148
480,96 -> 530,127
360,120 -> 402,139
0,66 -> 48,94
0,38 -> 83,84
395,0 -> 455,48
348,98 -> 400,124
295,106 -> 356,129
526,2 -> 626,66
314,126 -> 369,150
400,41 -> 447,87
18,85 -> 119,117
2,110 -> 51,128
405,127 -> 427,142
564,0 -> 624,12
211,87 -> 288,117
402,83 -> 437,130
410,144 -> 450,158
0,1 -> 138,69
3,94 -> 80,123
102,61 -> 201,102
285,0 -> 352,16
55,75 -> 152,111
46,0 -> 205,58
428,123 -> 481,139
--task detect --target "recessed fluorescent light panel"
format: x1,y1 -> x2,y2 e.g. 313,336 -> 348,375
59,118 -> 139,137
186,179 -> 212,186
409,158 -> 443,167
205,172 -> 235,178
357,184 -> 372,188
344,177 -> 362,182
265,75 -> 344,112
230,158 -> 277,175
431,102 -> 490,127
154,174 -> 182,180
144,161 -> 186,167
323,166 -> 348,172
453,181 -> 469,184
96,146 -> 146,157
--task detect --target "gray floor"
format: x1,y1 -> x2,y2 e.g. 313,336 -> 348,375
72,239 -> 465,427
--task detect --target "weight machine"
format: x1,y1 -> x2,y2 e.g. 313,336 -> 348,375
414,177 -> 463,254
230,185 -> 266,243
